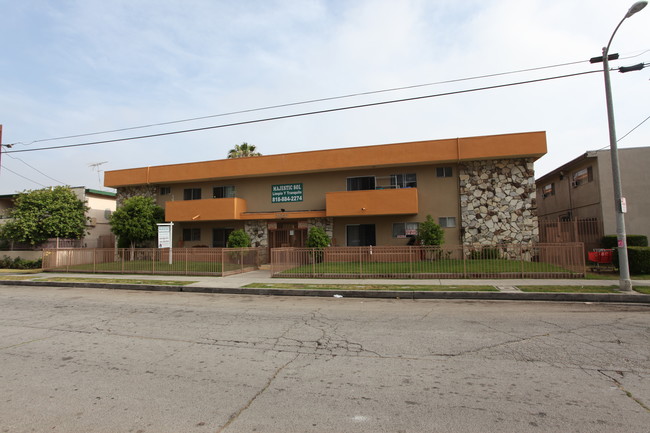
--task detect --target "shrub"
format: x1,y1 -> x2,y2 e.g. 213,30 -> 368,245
226,230 -> 251,248
306,227 -> 330,249
469,248 -> 500,260
613,247 -> 650,274
417,215 -> 444,246
0,255 -> 42,269
602,235 -> 648,248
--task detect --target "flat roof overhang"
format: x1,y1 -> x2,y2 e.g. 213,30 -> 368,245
105,131 -> 547,188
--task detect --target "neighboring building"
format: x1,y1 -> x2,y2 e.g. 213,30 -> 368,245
104,132 -> 546,250
0,187 -> 116,249
71,187 -> 117,248
536,147 -> 650,250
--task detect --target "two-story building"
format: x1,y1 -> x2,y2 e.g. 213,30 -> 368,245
104,132 -> 546,251
536,147 -> 650,250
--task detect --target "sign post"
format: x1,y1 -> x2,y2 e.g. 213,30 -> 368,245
157,222 -> 174,265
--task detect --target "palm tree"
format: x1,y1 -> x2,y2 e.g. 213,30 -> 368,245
227,142 -> 261,159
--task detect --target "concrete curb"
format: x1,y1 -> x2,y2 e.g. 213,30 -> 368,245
2,280 -> 650,304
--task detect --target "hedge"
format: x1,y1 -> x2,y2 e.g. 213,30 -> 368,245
613,247 -> 650,275
602,235 -> 648,249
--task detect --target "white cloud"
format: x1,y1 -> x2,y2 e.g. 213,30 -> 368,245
1,0 -> 648,193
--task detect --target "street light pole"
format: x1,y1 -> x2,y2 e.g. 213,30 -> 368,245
601,1 -> 647,292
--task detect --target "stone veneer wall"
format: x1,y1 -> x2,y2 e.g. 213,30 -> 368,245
459,158 -> 538,245
244,220 -> 268,248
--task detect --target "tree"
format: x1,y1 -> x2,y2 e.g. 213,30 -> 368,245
307,226 -> 330,248
109,196 -> 164,249
227,142 -> 261,159
226,229 -> 251,248
0,186 -> 88,245
417,215 -> 444,246
306,226 -> 330,263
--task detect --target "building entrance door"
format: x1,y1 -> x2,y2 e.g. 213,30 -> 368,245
268,222 -> 307,248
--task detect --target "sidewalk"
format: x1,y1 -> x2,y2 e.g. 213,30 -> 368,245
2,270 -> 650,303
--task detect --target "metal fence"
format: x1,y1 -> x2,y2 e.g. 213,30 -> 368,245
539,218 -> 603,256
42,247 -> 263,276
271,243 -> 586,279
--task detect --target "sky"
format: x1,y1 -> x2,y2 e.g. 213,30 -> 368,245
1,0 -> 649,194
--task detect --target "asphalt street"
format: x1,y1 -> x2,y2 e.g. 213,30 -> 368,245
1,285 -> 649,432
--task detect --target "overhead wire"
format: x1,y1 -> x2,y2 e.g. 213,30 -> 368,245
4,69 -> 603,154
6,56 -> 609,147
0,165 -> 48,188
3,153 -> 67,185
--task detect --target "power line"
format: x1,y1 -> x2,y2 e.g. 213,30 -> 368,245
618,114 -> 650,142
3,153 -> 67,185
7,57 -> 603,147
0,164 -> 48,188
5,69 -> 602,155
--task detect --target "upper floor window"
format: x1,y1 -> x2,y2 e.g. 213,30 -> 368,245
572,167 -> 593,187
347,176 -> 375,191
213,186 -> 235,198
436,167 -> 453,178
391,173 -> 417,188
160,187 -> 171,195
542,183 -> 555,198
184,188 -> 201,200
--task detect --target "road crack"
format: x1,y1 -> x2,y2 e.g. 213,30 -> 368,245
599,370 -> 650,412
216,354 -> 299,433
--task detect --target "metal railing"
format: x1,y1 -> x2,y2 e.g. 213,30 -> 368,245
42,247 -> 263,276
271,243 -> 586,279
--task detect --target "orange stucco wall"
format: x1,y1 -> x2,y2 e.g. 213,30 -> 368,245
326,188 -> 419,217
105,132 -> 546,187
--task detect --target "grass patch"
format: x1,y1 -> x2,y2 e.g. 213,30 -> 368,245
278,259 -> 577,276
54,260 -> 237,274
518,285 -> 619,293
244,283 -> 498,292
0,275 -> 36,280
0,269 -> 42,274
586,272 -> 650,280
634,287 -> 650,294
37,277 -> 197,286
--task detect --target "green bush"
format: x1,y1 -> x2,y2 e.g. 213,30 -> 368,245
306,226 -> 330,249
417,215 -> 444,246
613,247 -> 650,274
469,248 -> 500,260
602,235 -> 648,248
226,229 -> 251,248
0,255 -> 42,269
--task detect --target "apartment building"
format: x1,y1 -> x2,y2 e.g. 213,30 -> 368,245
104,132 -> 546,249
536,147 -> 650,246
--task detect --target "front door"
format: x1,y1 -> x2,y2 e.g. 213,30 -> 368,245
268,222 -> 307,248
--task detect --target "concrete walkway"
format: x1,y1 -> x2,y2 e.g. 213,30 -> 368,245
2,269 -> 650,303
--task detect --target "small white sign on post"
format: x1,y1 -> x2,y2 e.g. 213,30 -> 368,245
157,222 -> 174,265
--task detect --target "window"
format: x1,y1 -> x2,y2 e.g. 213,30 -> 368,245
160,187 -> 171,195
183,228 -> 201,242
542,183 -> 555,198
213,228 -> 233,247
438,217 -> 457,228
213,186 -> 235,198
184,188 -> 201,200
390,173 -> 417,188
346,224 -> 376,246
436,167 -> 453,178
572,167 -> 593,187
393,222 -> 419,238
347,176 -> 375,191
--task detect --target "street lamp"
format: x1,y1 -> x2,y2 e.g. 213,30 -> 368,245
601,1 -> 647,291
